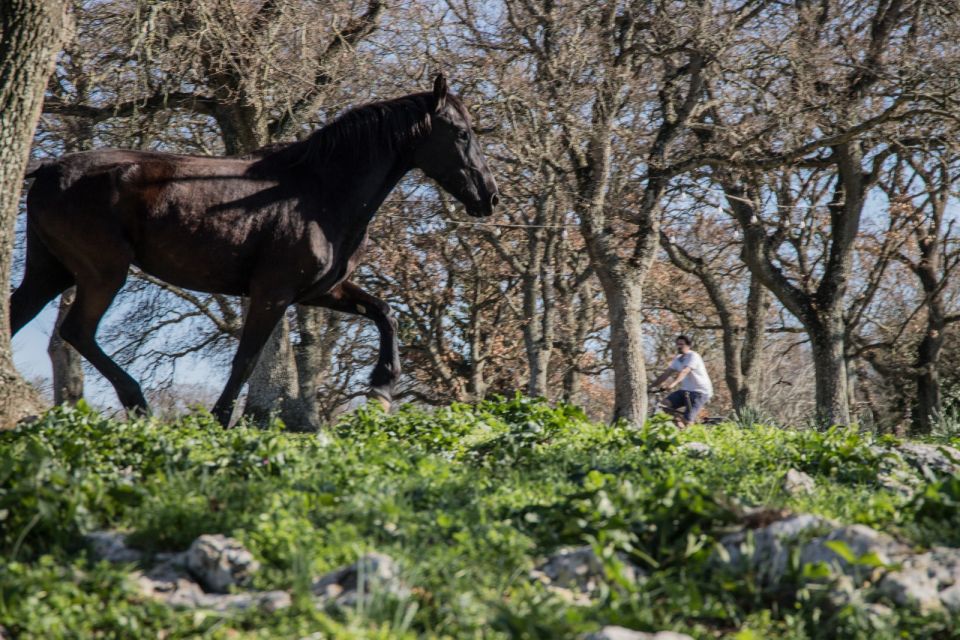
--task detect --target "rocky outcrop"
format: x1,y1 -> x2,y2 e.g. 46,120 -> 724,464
86,530 -> 144,564
678,442 -> 712,458
137,557 -> 290,613
797,524 -> 910,580
782,468 -> 816,496
186,534 -> 259,593
86,531 -> 412,614
874,442 -> 960,495
86,531 -> 287,613
897,443 -> 960,478
717,514 -> 832,584
581,627 -> 693,640
531,546 -> 643,604
312,552 -> 408,608
717,511 -> 960,615
86,530 -> 409,614
718,515 -> 912,584
878,547 -> 960,613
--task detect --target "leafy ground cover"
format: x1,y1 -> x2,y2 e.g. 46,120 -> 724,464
1,397 -> 959,639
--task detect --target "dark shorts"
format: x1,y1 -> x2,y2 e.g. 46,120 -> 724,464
664,390 -> 709,423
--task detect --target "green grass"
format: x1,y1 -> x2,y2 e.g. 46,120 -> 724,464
0,396 -> 957,639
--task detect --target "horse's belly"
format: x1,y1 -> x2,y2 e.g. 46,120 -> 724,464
132,219 -> 330,298
131,222 -> 259,295
134,251 -> 249,295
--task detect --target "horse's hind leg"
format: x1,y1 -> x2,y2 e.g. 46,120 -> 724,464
59,269 -> 148,415
10,225 -> 74,335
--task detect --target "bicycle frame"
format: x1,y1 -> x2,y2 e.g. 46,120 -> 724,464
648,389 -> 686,422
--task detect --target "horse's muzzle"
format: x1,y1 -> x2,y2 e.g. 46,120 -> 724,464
468,192 -> 499,217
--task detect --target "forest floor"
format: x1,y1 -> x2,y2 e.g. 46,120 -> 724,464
2,397 -> 959,639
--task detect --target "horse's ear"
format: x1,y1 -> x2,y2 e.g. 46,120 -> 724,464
433,73 -> 448,111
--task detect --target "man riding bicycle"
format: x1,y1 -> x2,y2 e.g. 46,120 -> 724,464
649,335 -> 713,427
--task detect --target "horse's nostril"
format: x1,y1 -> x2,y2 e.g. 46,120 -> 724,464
490,193 -> 500,208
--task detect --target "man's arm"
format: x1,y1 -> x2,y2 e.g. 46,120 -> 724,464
666,367 -> 692,390
650,368 -> 675,389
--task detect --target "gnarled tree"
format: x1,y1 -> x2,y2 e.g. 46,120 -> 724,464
0,0 -> 71,425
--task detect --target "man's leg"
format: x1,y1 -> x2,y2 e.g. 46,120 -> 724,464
673,392 -> 692,428
684,392 -> 709,425
663,390 -> 687,425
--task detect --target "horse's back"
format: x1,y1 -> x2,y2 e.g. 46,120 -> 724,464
31,149 -> 254,191
24,148 -> 321,296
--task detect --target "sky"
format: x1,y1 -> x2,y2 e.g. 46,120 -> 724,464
12,301 -> 223,413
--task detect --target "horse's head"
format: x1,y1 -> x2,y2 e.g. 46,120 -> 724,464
413,74 -> 499,217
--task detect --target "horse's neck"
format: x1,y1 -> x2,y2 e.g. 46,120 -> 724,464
323,151 -> 411,227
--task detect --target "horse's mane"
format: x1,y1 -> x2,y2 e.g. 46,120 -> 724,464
249,91 -> 469,174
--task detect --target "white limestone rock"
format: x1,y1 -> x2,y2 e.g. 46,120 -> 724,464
312,552 -> 408,608
186,534 -> 259,593
717,514 -> 832,583
798,524 -> 910,581
679,442 -> 712,458
878,546 -> 960,613
85,530 -> 143,564
782,469 -> 816,496
531,545 -> 643,601
898,443 -> 960,478
581,628 -> 694,640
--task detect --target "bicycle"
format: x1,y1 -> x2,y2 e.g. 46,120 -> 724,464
647,386 -> 686,426
647,387 -> 724,427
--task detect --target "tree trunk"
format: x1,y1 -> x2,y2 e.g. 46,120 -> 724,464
720,169 -> 862,428
523,256 -> 555,398
916,360 -> 942,433
243,321 -> 317,429
242,312 -> 306,427
467,282 -> 488,401
810,313 -> 851,426
291,305 -> 327,431
912,226 -> 947,434
914,311 -> 946,434
0,0 -> 70,426
523,231 -> 558,398
309,309 -> 343,423
736,276 -> 769,411
524,182 -> 560,398
560,279 -> 596,404
48,287 -> 83,405
597,273 -> 648,425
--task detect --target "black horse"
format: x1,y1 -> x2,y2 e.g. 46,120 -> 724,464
11,74 -> 499,426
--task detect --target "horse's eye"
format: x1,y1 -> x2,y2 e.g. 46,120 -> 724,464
457,130 -> 469,141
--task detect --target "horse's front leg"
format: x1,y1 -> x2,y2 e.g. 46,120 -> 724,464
212,295 -> 290,427
302,281 -> 400,410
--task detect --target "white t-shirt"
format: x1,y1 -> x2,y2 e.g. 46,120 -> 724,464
669,351 -> 713,397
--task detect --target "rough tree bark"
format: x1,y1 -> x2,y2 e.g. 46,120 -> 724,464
562,16 -> 706,425
719,172 -> 864,427
888,152 -> 960,434
521,198 -> 559,398
0,0 -> 70,426
914,235 -> 948,433
48,287 -> 83,405
479,168 -> 562,399
559,278 -> 598,404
